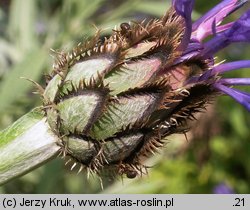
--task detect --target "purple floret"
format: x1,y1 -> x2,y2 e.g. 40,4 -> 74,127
172,0 -> 250,112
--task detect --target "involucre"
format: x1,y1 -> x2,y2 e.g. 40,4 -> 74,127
41,0 -> 250,179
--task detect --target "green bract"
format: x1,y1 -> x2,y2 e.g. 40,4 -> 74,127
43,8 -> 213,178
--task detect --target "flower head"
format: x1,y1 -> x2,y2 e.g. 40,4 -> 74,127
43,0 -> 250,177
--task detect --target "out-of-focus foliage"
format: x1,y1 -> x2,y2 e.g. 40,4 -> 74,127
0,0 -> 249,193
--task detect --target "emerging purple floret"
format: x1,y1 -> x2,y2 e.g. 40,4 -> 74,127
203,9 -> 250,56
192,0 -> 248,41
172,0 -> 250,111
172,0 -> 194,49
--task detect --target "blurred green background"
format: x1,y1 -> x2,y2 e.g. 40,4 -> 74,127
0,0 -> 249,193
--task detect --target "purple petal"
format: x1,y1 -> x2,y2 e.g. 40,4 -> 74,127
226,9 -> 250,42
214,22 -> 234,34
202,9 -> 250,56
174,40 -> 203,65
185,75 -> 202,84
213,183 -> 235,194
220,78 -> 250,86
172,0 -> 194,50
172,0 -> 194,20
186,60 -> 250,85
202,34 -> 229,56
211,60 -> 250,75
214,83 -> 250,111
192,0 -> 247,41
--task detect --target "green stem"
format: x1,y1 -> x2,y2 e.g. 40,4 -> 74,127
0,109 -> 60,185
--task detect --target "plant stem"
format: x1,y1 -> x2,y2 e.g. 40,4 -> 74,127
0,109 -> 60,185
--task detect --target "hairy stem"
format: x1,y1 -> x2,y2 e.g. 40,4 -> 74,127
0,109 -> 60,185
